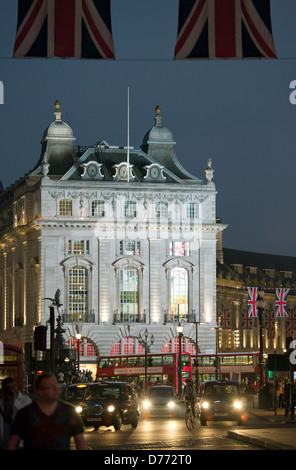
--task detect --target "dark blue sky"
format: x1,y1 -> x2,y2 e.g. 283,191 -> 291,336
0,1 -> 295,257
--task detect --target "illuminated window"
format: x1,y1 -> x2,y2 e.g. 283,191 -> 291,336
59,199 -> 72,216
68,265 -> 88,322
111,341 -> 121,356
120,267 -> 139,321
124,201 -> 136,218
91,200 -> 105,217
170,241 -> 190,256
155,202 -> 168,218
124,337 -> 135,355
170,267 -> 188,322
68,240 -> 89,255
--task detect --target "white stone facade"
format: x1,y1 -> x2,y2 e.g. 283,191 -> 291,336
0,104 -> 226,364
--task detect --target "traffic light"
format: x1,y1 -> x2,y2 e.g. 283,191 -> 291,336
34,325 -> 47,351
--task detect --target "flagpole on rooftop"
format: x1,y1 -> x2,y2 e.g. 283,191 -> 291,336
127,87 -> 130,183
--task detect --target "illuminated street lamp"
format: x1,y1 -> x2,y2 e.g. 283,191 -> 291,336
256,289 -> 266,388
139,329 -> 154,394
177,323 -> 183,399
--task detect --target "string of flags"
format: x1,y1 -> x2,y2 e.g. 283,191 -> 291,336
13,0 -> 277,60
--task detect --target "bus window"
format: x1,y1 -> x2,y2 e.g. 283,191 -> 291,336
221,356 -> 235,365
128,357 -> 138,367
163,355 -> 174,366
99,359 -> 108,368
150,356 -> 162,366
181,354 -> 190,367
139,356 -> 145,367
235,355 -> 249,365
121,357 -> 127,367
109,357 -> 120,367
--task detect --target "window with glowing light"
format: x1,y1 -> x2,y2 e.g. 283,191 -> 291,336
68,265 -> 88,322
170,267 -> 188,321
120,267 -> 139,321
59,199 -> 72,216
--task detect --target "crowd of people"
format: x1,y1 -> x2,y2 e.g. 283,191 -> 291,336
261,379 -> 296,416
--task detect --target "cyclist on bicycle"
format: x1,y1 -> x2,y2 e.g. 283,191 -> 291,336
182,379 -> 197,419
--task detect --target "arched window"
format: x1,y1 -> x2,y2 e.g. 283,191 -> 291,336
68,265 -> 88,322
170,267 -> 188,322
120,267 -> 139,322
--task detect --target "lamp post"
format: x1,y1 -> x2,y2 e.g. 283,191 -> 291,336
76,333 -> 82,374
139,329 -> 154,394
256,289 -> 266,389
177,323 -> 183,399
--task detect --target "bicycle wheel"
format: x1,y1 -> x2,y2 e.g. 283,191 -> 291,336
185,409 -> 195,430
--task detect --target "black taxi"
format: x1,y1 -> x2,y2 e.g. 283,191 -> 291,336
65,381 -> 140,430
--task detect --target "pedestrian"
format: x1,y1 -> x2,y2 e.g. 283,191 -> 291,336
7,373 -> 86,450
0,377 -> 32,450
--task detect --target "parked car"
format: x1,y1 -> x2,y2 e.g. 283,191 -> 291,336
65,382 -> 140,430
198,380 -> 247,425
142,385 -> 180,417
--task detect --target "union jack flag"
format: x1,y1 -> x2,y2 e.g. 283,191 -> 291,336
13,0 -> 115,59
242,309 -> 253,329
286,309 -> 296,335
174,0 -> 277,60
275,288 -> 290,318
219,307 -> 231,330
264,309 -> 275,339
247,287 -> 258,318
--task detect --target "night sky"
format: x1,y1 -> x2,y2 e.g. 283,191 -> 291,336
0,1 -> 295,257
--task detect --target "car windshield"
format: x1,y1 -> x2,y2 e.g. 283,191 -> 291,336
204,384 -> 239,396
84,385 -> 121,401
148,388 -> 174,397
66,385 -> 88,401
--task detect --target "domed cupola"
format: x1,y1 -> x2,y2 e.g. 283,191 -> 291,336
39,101 -> 76,176
141,105 -> 176,163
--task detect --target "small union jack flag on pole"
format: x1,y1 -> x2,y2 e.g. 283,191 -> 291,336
286,309 -> 296,335
242,309 -> 253,329
247,287 -> 258,318
174,0 -> 277,60
219,308 -> 231,330
275,288 -> 290,318
13,0 -> 115,59
264,309 -> 275,339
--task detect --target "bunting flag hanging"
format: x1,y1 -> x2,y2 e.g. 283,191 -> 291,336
220,307 -> 231,329
174,0 -> 277,60
242,309 -> 253,329
264,309 -> 275,339
275,288 -> 290,318
286,309 -> 296,336
247,287 -> 258,318
13,0 -> 115,59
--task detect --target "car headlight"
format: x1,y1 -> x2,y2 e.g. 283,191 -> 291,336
233,401 -> 242,409
107,405 -> 115,412
167,401 -> 175,408
75,406 -> 83,414
201,401 -> 209,409
143,400 -> 151,409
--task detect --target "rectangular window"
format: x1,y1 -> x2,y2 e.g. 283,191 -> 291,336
186,202 -> 197,219
119,241 -> 140,256
156,202 -> 168,218
68,240 -> 89,255
169,241 -> 190,256
124,201 -> 136,218
59,199 -> 72,216
91,200 -> 105,217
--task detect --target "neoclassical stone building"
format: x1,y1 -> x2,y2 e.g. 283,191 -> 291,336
0,102 -> 225,374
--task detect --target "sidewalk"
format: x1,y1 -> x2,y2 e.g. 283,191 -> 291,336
228,407 -> 296,450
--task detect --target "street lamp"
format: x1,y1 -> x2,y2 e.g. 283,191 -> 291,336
76,333 -> 82,374
256,289 -> 266,388
139,329 -> 154,394
177,323 -> 183,399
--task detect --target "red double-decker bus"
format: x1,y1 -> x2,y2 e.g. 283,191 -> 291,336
96,352 -> 192,393
0,344 -> 26,393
